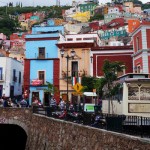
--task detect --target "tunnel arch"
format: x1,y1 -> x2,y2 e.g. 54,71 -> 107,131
0,124 -> 27,150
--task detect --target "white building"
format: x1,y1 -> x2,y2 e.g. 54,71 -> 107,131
102,73 -> 150,117
108,6 -> 120,14
0,57 -> 24,98
62,33 -> 102,46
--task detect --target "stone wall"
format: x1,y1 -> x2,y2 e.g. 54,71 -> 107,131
27,114 -> 150,150
0,108 -> 150,150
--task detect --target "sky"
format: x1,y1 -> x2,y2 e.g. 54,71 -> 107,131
0,0 -> 149,7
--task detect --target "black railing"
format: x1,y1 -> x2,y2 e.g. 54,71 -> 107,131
32,106 -> 150,138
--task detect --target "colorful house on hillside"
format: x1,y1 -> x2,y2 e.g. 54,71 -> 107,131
131,21 -> 150,74
79,2 -> 97,16
24,20 -> 64,105
128,19 -> 140,33
9,32 -> 27,62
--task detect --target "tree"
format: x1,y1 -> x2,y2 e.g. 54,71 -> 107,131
44,81 -> 58,106
102,60 -> 125,114
89,13 -> 104,22
94,77 -> 106,99
81,76 -> 96,92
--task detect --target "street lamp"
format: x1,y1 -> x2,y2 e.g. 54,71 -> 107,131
60,47 -> 76,109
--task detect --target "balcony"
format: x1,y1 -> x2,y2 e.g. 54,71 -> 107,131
30,79 -> 44,86
61,71 -> 81,84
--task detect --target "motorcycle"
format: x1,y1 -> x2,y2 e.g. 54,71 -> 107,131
91,115 -> 106,128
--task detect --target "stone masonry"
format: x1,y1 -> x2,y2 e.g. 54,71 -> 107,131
0,108 -> 150,150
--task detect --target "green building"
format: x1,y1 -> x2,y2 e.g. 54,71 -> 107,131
104,13 -> 118,23
100,29 -> 128,40
79,3 -> 97,15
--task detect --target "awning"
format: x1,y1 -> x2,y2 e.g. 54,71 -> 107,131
83,92 -> 97,97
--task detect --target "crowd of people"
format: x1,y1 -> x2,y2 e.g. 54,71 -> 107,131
0,94 -> 29,108
0,94 -> 85,111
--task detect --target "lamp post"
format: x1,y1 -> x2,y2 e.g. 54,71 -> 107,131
60,47 -> 76,110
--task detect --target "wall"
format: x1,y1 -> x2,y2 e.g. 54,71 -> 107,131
133,30 -> 142,53
146,29 -> 150,49
25,40 -> 58,59
0,57 -> 23,97
0,108 -> 150,150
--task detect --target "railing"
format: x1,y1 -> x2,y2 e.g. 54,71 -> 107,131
32,106 -> 150,138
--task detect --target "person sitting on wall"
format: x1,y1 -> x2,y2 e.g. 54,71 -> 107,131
20,98 -> 28,108
50,97 -> 57,110
32,97 -> 39,107
59,99 -> 66,111
3,98 -> 11,107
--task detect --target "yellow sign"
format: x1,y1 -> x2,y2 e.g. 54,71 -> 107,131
73,82 -> 83,93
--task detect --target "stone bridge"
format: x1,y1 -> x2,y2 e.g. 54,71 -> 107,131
0,108 -> 150,150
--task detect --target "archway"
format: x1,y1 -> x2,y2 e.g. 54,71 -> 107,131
0,124 -> 27,150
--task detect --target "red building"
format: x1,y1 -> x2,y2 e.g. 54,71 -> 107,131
131,21 -> 150,74
91,46 -> 133,77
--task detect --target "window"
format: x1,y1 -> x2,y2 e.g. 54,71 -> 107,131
19,71 -> 21,83
76,38 -> 82,41
72,61 -> 78,78
137,66 -> 141,73
136,37 -> 140,51
38,71 -> 45,84
67,38 -> 73,41
0,68 -> 2,80
38,47 -> 45,59
13,69 -> 16,82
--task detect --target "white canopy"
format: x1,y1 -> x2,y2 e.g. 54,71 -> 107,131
83,92 -> 97,97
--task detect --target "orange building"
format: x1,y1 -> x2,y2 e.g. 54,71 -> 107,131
128,19 -> 141,33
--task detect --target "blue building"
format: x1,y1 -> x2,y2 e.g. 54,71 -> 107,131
24,20 -> 64,106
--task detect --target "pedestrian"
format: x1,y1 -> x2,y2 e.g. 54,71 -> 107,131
3,99 -> 10,107
59,99 -> 66,110
20,98 -> 27,108
50,96 -> 57,110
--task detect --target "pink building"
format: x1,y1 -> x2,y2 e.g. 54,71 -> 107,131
0,33 -> 6,40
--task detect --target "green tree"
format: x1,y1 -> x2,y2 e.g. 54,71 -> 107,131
81,76 -> 96,92
102,60 -> 125,114
94,77 -> 106,99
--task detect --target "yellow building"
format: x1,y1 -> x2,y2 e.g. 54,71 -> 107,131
72,11 -> 90,23
54,18 -> 63,26
20,21 -> 29,31
56,33 -> 100,103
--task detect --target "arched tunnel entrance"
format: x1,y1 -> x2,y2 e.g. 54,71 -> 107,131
0,124 -> 27,150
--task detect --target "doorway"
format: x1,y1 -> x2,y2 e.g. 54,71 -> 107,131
32,92 -> 39,103
44,92 -> 49,106
0,85 -> 2,98
10,86 -> 14,98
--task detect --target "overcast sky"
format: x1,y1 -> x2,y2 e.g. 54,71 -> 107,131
0,0 -> 149,7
